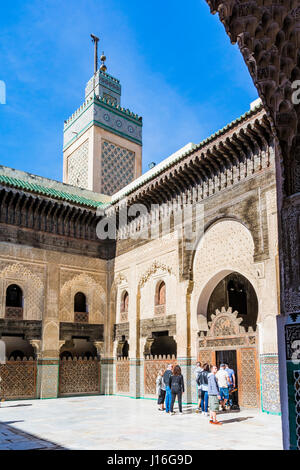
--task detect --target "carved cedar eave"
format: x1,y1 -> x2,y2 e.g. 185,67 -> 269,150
206,0 -> 300,195
112,109 -> 272,214
0,186 -> 115,259
0,186 -> 100,237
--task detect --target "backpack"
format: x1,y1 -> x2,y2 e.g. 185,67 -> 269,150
163,370 -> 171,387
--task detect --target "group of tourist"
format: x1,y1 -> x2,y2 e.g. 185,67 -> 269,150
156,364 -> 185,415
156,362 -> 236,425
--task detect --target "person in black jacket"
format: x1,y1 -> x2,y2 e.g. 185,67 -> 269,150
169,365 -> 185,415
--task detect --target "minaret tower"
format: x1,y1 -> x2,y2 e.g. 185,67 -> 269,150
63,35 -> 142,195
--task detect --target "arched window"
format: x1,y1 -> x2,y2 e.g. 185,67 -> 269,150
74,292 -> 88,323
121,291 -> 129,312
120,291 -> 129,322
5,284 -> 23,319
155,281 -> 166,315
74,292 -> 87,313
6,284 -> 23,308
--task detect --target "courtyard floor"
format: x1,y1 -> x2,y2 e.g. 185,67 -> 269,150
0,395 -> 283,450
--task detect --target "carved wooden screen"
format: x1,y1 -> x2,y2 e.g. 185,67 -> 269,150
116,358 -> 130,394
59,357 -> 100,396
237,348 -> 260,408
198,350 -> 216,367
0,359 -> 37,399
144,356 -> 177,396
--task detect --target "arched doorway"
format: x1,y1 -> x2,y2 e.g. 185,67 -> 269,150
197,272 -> 260,408
143,333 -> 177,396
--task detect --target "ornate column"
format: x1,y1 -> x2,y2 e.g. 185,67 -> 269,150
37,263 -> 60,399
204,0 -> 300,449
177,280 -> 195,405
94,340 -> 106,394
128,285 -> 143,399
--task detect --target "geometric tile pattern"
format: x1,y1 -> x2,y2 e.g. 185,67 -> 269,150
294,370 -> 300,450
260,358 -> 281,414
101,140 -> 135,195
39,362 -> 59,399
67,140 -> 89,189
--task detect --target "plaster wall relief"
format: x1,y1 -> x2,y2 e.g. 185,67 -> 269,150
138,260 -> 175,316
139,267 -> 176,320
59,271 -> 106,324
0,261 -> 45,320
191,220 -> 257,353
115,275 -> 129,324
191,218 -> 279,357
42,321 -> 60,357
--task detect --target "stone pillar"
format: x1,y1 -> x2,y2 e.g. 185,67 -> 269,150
128,285 -> 143,398
38,263 -> 60,399
94,341 -> 111,395
257,318 -> 281,415
100,358 -> 114,395
177,280 -> 196,405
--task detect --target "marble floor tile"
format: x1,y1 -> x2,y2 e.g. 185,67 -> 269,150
0,396 -> 283,450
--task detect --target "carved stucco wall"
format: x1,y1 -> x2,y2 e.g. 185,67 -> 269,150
59,271 -> 106,324
113,236 -> 181,358
115,274 -> 129,324
0,262 -> 44,320
191,215 -> 279,357
139,262 -> 177,321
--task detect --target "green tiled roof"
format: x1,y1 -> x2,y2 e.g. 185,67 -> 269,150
0,175 -> 108,209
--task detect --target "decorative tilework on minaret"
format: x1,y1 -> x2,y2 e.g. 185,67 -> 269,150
63,40 -> 142,196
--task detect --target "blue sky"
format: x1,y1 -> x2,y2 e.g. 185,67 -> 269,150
0,0 -> 258,181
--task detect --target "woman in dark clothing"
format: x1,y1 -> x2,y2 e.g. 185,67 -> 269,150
169,365 -> 185,415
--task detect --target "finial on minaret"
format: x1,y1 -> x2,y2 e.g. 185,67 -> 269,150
100,52 -> 107,72
90,34 -> 99,75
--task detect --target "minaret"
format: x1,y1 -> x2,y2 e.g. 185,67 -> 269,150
63,35 -> 142,195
